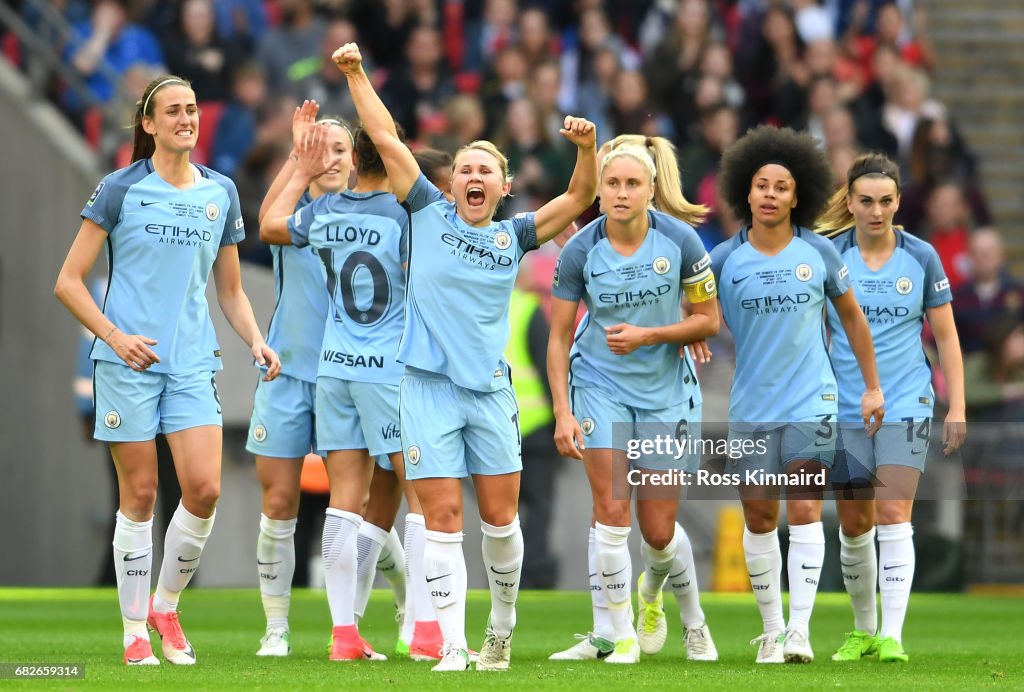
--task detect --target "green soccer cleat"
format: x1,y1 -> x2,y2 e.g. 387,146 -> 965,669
831,630 -> 876,662
876,636 -> 909,663
636,573 -> 668,655
394,638 -> 410,657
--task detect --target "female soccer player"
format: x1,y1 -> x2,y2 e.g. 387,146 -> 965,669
261,122 -> 416,661
246,101 -> 354,657
710,125 -> 884,664
54,75 -> 280,666
548,135 -> 719,664
334,42 -> 598,672
817,153 -> 966,664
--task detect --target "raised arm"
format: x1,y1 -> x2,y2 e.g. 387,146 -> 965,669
548,296 -> 584,460
333,43 -> 419,201
927,302 -> 967,455
260,123 -> 340,245
258,100 -> 319,225
534,117 -> 598,245
831,289 -> 885,435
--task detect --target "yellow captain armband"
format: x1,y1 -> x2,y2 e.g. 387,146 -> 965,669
683,271 -> 717,303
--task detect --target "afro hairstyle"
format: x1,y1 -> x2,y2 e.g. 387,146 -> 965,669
717,125 -> 835,228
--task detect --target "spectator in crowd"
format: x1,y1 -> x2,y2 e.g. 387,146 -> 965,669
163,0 -> 242,102
431,94 -> 487,153
788,0 -> 835,43
697,42 -> 746,112
464,0 -> 520,74
561,5 -> 640,114
380,24 -> 455,142
828,141 -> 860,188
739,4 -> 808,127
896,114 -> 990,231
517,6 -> 560,71
291,18 -> 362,125
529,60 -> 570,144
922,181 -> 973,290
480,43 -> 529,139
680,102 -> 741,249
212,0 -> 268,50
844,0 -> 933,79
953,229 -> 1024,356
881,65 -> 944,161
608,69 -> 662,139
496,96 -> 572,217
646,0 -> 718,144
964,318 -> 1024,422
348,0 -> 416,71
254,0 -> 324,95
65,0 -> 164,118
211,62 -> 268,178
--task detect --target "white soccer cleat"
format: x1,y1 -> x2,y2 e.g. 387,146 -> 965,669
476,621 -> 512,671
751,630 -> 786,664
548,633 -> 615,661
636,573 -> 668,655
683,623 -> 719,661
257,626 -> 291,657
783,628 -> 814,663
604,637 -> 641,664
431,644 -> 470,672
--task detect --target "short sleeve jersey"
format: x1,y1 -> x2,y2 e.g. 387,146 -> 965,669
710,226 -> 851,425
289,190 -> 409,384
82,160 -> 245,374
551,211 -> 717,410
265,192 -> 327,383
396,174 -> 536,392
827,229 -> 952,421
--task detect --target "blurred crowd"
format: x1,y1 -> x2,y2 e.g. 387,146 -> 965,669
5,0 -> 1023,420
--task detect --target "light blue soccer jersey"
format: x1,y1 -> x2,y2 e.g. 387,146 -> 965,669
710,226 -> 851,425
82,159 -> 245,374
827,229 -> 952,421
265,192 -> 328,383
552,210 -> 716,410
289,190 -> 409,384
397,174 -> 536,392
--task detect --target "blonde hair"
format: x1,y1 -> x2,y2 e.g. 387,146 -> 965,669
600,134 -> 708,226
815,152 -> 901,237
453,140 -> 513,185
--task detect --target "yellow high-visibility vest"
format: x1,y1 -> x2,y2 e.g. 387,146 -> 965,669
505,289 -> 554,438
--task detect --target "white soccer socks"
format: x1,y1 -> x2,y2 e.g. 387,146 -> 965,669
594,523 -> 634,641
153,502 -> 215,613
743,527 -> 785,634
257,514 -> 296,630
322,508 -> 361,627
113,511 -> 153,637
787,521 -> 825,637
877,522 -> 914,641
840,527 -> 878,634
481,515 -> 524,638
424,530 -> 469,651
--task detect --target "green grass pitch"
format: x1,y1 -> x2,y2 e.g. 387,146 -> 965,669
0,588 -> 1020,689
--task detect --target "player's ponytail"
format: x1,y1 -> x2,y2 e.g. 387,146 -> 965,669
646,136 -> 708,227
815,152 -> 901,237
130,75 -> 192,163
600,134 -> 708,226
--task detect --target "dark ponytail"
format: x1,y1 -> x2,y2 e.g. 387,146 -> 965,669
130,75 -> 192,163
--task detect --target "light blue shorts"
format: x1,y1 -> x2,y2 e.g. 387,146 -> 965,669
93,360 -> 221,442
316,377 -> 401,457
834,419 -> 931,484
246,374 -> 316,458
571,385 -> 703,472
376,454 -> 394,472
728,416 -> 838,475
400,370 -> 522,480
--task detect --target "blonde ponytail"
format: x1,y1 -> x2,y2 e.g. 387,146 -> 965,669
814,186 -> 854,238
599,134 -> 707,226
